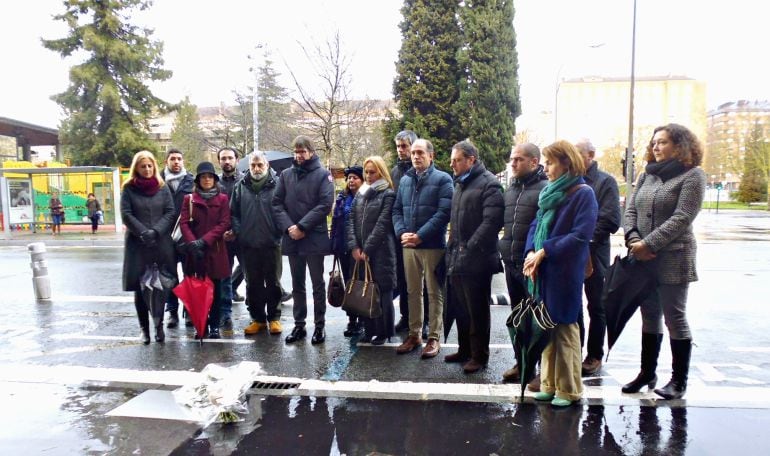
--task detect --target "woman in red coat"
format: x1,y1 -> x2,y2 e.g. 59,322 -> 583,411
180,161 -> 231,339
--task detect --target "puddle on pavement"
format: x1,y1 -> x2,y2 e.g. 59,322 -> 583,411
170,395 -> 759,456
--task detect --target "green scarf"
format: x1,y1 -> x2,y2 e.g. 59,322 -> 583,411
527,173 -> 581,298
249,172 -> 270,193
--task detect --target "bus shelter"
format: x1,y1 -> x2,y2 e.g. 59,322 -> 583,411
0,166 -> 122,234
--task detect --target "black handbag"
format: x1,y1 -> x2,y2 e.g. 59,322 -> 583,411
342,259 -> 381,319
327,255 -> 345,307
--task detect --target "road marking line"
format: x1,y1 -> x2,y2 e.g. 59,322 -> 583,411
730,347 -> 770,353
50,334 -> 256,344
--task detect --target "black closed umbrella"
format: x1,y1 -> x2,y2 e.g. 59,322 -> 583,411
140,263 -> 177,328
602,253 -> 657,356
506,292 -> 555,400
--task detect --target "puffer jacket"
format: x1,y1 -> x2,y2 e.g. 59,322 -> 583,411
446,162 -> 504,276
346,186 -> 397,290
392,163 -> 453,249
272,154 -> 335,256
180,191 -> 231,279
498,166 -> 547,264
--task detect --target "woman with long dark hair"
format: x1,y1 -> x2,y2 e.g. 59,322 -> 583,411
622,123 -> 706,399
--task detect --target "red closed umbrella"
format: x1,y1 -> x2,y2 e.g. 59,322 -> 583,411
173,275 -> 214,343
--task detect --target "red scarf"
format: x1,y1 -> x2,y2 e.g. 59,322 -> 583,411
132,176 -> 161,196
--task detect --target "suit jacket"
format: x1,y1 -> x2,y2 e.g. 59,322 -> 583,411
624,167 -> 706,284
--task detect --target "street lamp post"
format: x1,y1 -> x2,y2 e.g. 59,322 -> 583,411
625,0 -> 637,198
249,44 -> 264,153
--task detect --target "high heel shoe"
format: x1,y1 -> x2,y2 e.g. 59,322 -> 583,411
370,335 -> 390,346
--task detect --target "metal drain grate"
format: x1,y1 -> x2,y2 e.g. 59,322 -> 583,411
251,381 -> 300,390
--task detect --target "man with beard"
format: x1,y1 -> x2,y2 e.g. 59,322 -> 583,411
498,143 -> 547,384
160,148 -> 194,328
218,147 -> 241,334
273,136 -> 335,344
231,151 -> 284,335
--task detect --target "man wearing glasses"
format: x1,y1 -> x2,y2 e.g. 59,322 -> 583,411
273,136 -> 335,344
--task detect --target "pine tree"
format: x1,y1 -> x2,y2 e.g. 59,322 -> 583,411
456,0 -> 520,173
392,0 -> 464,169
257,55 -> 296,152
169,97 -> 208,169
737,122 -> 769,205
42,0 -> 172,166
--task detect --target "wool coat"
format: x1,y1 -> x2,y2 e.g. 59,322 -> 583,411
525,181 -> 598,324
346,186 -> 398,290
272,154 -> 334,256
180,191 -> 231,279
445,162 -> 505,277
121,184 -> 177,292
624,167 -> 706,284
392,163 -> 454,249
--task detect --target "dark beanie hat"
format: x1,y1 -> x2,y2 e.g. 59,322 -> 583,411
195,161 -> 219,183
344,165 -> 364,180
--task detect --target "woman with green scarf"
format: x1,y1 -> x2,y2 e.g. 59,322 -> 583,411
523,140 -> 598,406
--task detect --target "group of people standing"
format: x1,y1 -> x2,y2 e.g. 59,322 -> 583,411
119,122 -> 705,405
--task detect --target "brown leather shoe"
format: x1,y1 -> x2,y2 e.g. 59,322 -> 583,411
396,335 -> 423,354
463,359 -> 487,373
444,352 -> 469,363
421,338 -> 440,359
581,356 -> 603,376
527,374 -> 541,392
501,365 -> 520,383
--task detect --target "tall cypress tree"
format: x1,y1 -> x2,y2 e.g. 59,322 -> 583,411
43,0 -> 172,166
392,0 -> 463,168
457,0 -> 520,173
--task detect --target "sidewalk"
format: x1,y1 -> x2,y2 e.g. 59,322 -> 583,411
0,225 -> 124,247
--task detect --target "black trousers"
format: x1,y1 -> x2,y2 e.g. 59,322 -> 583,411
239,245 -> 282,323
450,274 -> 492,364
578,246 -> 609,359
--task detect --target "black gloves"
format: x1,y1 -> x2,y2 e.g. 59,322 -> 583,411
189,239 -> 206,260
139,229 -> 157,247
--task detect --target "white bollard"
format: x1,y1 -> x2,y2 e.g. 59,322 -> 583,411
28,242 -> 51,300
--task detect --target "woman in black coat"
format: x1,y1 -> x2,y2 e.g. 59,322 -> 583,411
346,156 -> 397,344
121,150 -> 177,344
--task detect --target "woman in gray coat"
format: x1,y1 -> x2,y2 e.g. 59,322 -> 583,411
347,156 -> 397,344
622,123 -> 706,399
121,151 -> 177,344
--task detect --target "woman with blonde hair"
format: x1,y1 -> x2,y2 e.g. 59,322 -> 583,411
121,150 -> 177,344
523,140 -> 598,406
346,155 -> 397,344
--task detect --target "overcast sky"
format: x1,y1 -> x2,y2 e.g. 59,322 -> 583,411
2,0 -> 768,131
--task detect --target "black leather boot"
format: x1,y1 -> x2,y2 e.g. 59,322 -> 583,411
154,322 -> 165,343
622,333 -> 663,393
140,327 -> 151,345
655,338 -> 692,399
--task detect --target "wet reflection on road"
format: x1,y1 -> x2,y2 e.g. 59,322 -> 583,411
170,395 -> 704,455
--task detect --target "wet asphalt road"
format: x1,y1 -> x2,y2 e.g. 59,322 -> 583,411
0,209 -> 769,455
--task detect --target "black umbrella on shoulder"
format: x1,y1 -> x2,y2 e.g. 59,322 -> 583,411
602,253 -> 658,357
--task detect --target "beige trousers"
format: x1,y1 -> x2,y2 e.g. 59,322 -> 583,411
540,323 -> 583,401
402,247 -> 444,340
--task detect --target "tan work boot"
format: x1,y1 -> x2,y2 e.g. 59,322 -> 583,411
244,321 -> 267,335
268,320 -> 283,335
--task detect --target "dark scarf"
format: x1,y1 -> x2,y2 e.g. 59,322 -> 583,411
132,176 -> 161,196
248,172 -> 270,193
645,159 -> 687,182
197,186 -> 219,200
396,159 -> 412,172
